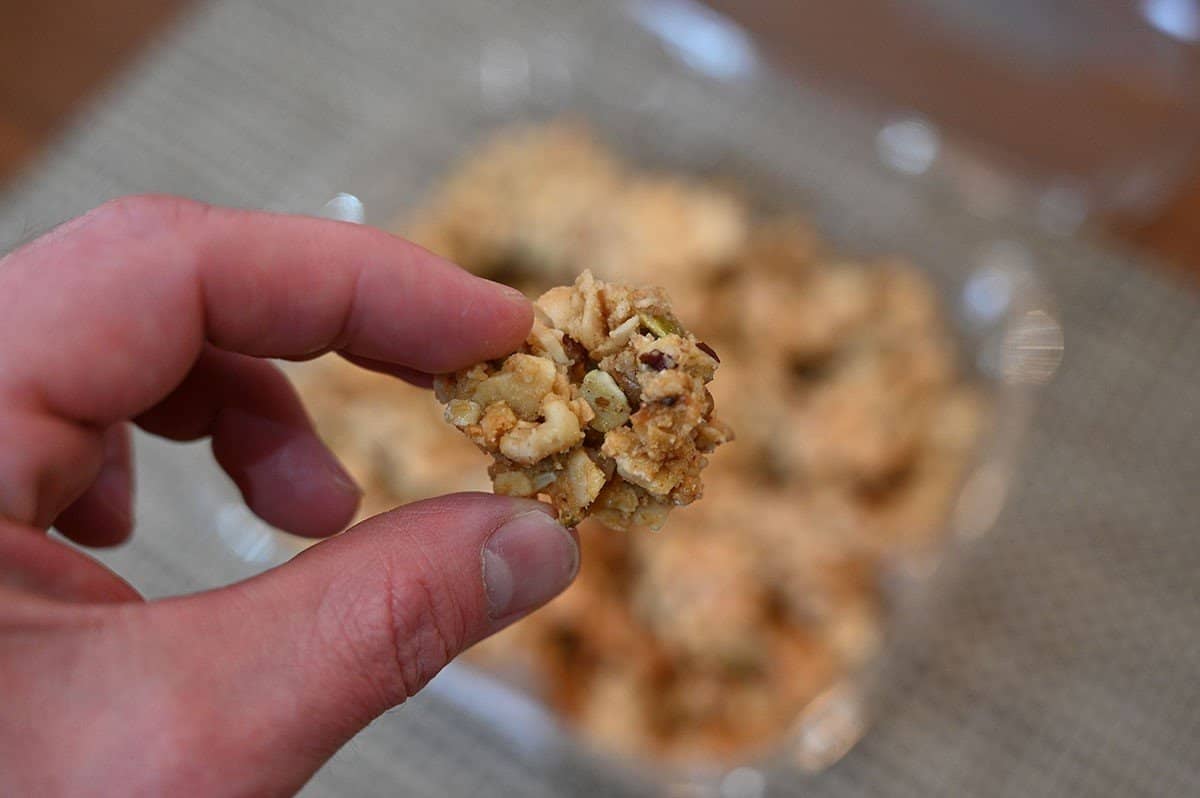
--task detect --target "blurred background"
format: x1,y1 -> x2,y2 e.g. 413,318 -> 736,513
2,2 -> 1199,797
4,0 -> 1200,278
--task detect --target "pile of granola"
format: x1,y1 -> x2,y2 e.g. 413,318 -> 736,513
295,124 -> 983,761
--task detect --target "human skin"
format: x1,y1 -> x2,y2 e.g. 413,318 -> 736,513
0,196 -> 580,796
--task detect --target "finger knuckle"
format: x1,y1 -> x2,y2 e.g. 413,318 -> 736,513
326,561 -> 471,707
381,564 -> 471,699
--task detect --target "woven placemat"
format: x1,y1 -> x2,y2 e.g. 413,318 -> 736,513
3,1 -> 1198,796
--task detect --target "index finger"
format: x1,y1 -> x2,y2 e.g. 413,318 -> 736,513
0,195 -> 531,526
0,194 -> 531,426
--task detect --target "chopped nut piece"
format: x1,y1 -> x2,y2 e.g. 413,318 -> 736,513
493,470 -> 535,496
445,399 -> 482,427
498,395 -> 584,465
467,353 -> 557,420
580,369 -> 632,432
547,448 -> 609,526
638,312 -> 683,339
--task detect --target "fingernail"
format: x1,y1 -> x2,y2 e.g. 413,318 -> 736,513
325,459 -> 362,498
95,467 -> 135,531
97,491 -> 134,534
482,510 -> 578,618
491,281 -> 530,305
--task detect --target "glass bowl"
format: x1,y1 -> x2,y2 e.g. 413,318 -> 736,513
156,1 -> 1063,793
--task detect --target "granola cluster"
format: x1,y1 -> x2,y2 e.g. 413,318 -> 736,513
294,124 -> 984,762
434,271 -> 731,529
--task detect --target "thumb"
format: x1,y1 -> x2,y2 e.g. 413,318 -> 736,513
123,493 -> 578,796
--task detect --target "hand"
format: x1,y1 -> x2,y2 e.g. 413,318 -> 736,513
0,196 -> 580,796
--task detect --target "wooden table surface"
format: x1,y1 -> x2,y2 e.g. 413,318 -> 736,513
2,0 -> 1197,284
